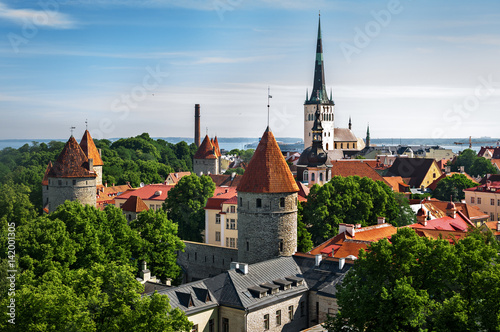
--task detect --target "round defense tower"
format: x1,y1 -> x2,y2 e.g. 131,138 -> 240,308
237,127 -> 299,264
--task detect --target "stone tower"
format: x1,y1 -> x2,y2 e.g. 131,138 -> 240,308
237,127 -> 299,264
304,15 -> 335,151
42,136 -> 97,213
80,130 -> 104,186
193,135 -> 220,175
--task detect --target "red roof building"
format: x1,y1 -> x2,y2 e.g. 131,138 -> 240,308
114,184 -> 175,211
237,128 -> 299,194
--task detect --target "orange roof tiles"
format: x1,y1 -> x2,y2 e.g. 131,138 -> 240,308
209,174 -> 241,187
121,195 -> 149,213
408,211 -> 474,232
484,221 -> 500,236
237,128 -> 299,193
383,176 -> 410,192
205,187 -> 238,210
80,130 -> 104,166
96,184 -> 133,204
213,136 -> 221,157
41,161 -> 52,185
115,184 -> 175,201
194,135 -> 218,160
165,172 -> 191,184
48,136 -> 97,178
330,160 -> 390,186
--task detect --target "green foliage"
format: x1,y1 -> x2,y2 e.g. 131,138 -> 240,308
228,148 -> 255,163
164,174 -> 215,242
297,202 -> 313,252
130,209 -> 185,283
432,174 -> 478,201
0,135 -> 197,211
325,228 -> 500,331
302,176 -> 412,245
224,167 -> 245,175
452,148 -> 497,177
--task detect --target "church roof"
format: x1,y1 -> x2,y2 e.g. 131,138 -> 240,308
48,136 -> 97,178
41,161 -> 52,185
194,135 -> 218,160
237,128 -> 299,193
121,195 -> 149,213
333,128 -> 358,142
80,130 -> 104,166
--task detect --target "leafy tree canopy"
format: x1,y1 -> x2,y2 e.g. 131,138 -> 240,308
325,228 -> 500,332
452,148 -> 497,177
432,173 -> 478,201
164,174 -> 215,242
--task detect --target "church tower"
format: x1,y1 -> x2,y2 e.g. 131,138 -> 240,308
304,15 -> 335,150
237,127 -> 299,264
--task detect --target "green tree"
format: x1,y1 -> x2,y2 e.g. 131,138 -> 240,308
130,209 -> 185,283
469,157 -> 497,177
432,173 -> 478,201
325,228 -> 500,331
303,176 -> 403,245
164,174 -> 215,242
224,167 -> 245,175
297,201 -> 313,252
453,149 -> 477,173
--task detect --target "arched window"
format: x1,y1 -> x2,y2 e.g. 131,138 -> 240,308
326,143 -> 329,150
303,170 -> 309,181
319,173 -> 323,182
311,173 -> 315,182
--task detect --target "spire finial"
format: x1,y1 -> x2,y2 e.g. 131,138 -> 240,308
70,126 -> 76,137
267,86 -> 272,129
319,10 -> 320,17
85,119 -> 88,130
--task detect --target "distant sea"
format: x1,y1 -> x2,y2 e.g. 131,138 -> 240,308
1,137 -> 498,154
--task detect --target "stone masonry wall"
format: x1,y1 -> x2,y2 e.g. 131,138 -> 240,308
177,241 -> 237,282
47,177 -> 97,213
237,192 -> 298,264
193,159 -> 218,176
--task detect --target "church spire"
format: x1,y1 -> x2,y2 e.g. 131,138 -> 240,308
349,116 -> 352,130
307,14 -> 331,105
366,124 -> 371,148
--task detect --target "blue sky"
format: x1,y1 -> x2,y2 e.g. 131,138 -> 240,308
0,0 -> 499,140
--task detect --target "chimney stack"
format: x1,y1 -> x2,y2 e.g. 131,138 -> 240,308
377,217 -> 386,225
195,104 -> 201,147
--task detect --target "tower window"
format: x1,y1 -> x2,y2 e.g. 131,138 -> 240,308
246,241 -> 249,251
256,198 -> 262,208
280,197 -> 285,208
239,197 -> 242,207
279,239 -> 284,252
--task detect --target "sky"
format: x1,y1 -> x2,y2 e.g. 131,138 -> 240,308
0,0 -> 499,141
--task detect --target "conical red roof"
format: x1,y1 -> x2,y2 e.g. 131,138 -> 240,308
48,136 -> 96,178
193,135 -> 217,159
237,128 -> 299,193
121,195 -> 149,213
41,161 -> 52,185
80,130 -> 104,166
213,136 -> 221,157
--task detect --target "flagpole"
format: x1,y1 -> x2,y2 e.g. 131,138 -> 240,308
267,86 -> 271,128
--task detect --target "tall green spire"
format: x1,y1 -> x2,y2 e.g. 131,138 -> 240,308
306,14 -> 334,105
366,124 -> 371,148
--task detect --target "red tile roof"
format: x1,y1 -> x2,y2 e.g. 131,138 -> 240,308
414,228 -> 468,243
115,184 -> 175,201
213,136 -> 221,157
194,135 -> 217,160
165,172 -> 191,184
205,188 -> 238,210
408,211 -> 474,232
330,160 -> 390,186
209,174 -> 241,187
296,181 -> 309,202
383,176 -> 410,192
121,195 -> 149,213
48,136 -> 97,178
41,161 -> 52,185
79,130 -> 104,166
237,128 -> 299,193
464,181 -> 500,193
96,184 -> 133,204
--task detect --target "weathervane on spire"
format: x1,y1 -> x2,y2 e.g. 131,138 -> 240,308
70,126 -> 76,137
85,119 -> 88,130
267,86 -> 272,128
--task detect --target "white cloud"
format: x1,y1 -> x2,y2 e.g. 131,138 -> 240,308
0,2 -> 77,29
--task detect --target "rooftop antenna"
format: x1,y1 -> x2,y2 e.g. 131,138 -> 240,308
267,86 -> 272,128
70,126 -> 76,137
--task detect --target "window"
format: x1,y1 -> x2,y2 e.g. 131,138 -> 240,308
303,170 -> 309,181
209,319 -> 214,332
311,173 -> 315,182
230,219 -> 236,230
498,199 -> 500,206
279,239 -> 284,252
341,143 -> 343,149
156,205 -> 161,210
491,199 -> 495,206
471,197 -> 475,204
226,237 -> 229,247
276,310 -> 281,326
300,301 -> 305,317
491,213 -> 495,221
316,302 -> 319,322
256,198 -> 262,208
230,238 -> 236,248
222,318 -> 229,332
215,231 -> 221,242
191,325 -> 198,332
478,198 -> 482,204
128,214 -> 131,221
150,205 -> 154,210
246,241 -> 249,251
288,305 -> 294,321
72,179 -> 76,185
226,219 -> 230,229
433,173 -> 436,178
230,206 -> 235,213
58,179 -> 62,186
280,197 -> 285,208
264,314 -> 269,330
319,173 -> 323,181
239,197 -> 242,207
215,214 -> 221,224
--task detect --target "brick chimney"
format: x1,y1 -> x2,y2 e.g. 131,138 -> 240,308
339,223 -> 355,237
195,104 -> 201,147
446,201 -> 457,218
377,217 -> 386,225
417,208 -> 426,225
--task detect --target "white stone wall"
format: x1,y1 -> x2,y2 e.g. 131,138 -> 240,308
304,104 -> 335,150
46,176 -> 97,213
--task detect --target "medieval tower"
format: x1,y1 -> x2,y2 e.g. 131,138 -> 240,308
42,135 -> 97,213
80,130 -> 104,186
237,127 -> 299,264
304,15 -> 335,150
193,134 -> 221,175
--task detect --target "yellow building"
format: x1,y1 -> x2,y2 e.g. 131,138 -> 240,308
386,157 -> 443,189
204,187 -> 238,248
464,182 -> 500,221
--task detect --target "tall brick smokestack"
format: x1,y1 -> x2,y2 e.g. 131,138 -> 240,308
195,104 -> 200,147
